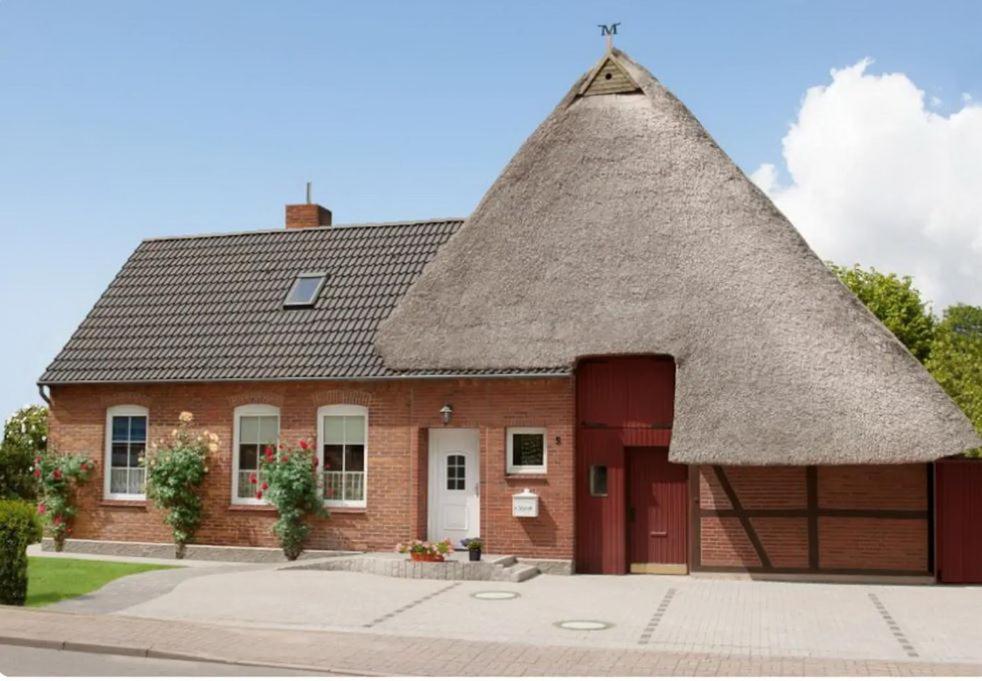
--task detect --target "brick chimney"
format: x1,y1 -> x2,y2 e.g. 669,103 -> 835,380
285,203 -> 332,229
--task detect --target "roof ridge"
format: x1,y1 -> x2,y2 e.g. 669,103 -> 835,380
143,217 -> 468,243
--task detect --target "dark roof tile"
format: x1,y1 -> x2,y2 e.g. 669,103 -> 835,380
41,219 -> 568,384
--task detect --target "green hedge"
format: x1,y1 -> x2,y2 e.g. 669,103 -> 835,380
0,500 -> 42,605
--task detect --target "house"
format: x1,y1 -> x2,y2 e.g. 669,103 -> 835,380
40,48 -> 980,577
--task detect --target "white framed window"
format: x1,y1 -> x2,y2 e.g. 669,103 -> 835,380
104,405 -> 149,500
232,404 -> 280,504
317,405 -> 367,508
506,427 -> 548,474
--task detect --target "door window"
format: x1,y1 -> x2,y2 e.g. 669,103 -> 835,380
447,454 -> 465,490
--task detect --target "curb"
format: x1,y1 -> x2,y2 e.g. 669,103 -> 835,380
0,634 -> 378,676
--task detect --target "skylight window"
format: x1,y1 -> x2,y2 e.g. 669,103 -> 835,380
284,273 -> 326,308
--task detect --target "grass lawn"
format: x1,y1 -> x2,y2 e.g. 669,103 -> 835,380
26,556 -> 176,607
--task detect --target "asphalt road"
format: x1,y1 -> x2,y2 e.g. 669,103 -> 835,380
0,644 -> 324,676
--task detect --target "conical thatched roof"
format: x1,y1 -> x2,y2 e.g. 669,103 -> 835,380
376,48 -> 980,465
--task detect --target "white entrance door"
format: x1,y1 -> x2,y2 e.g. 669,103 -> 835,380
428,429 -> 480,548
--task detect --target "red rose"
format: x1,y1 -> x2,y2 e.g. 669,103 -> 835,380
249,473 -> 258,484
263,445 -> 275,457
53,515 -> 63,525
261,481 -> 269,490
280,454 -> 290,463
299,440 -> 309,451
255,491 -> 263,500
37,503 -> 46,514
53,469 -> 62,480
33,469 -> 41,478
34,456 -> 42,464
265,452 -> 275,463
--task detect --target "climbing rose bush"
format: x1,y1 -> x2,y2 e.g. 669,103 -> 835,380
146,411 -> 216,558
32,451 -> 94,551
259,440 -> 326,560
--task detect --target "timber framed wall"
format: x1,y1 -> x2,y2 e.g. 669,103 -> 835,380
693,464 -> 932,576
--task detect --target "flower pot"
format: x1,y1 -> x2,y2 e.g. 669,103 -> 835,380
469,548 -> 482,562
410,552 -> 445,562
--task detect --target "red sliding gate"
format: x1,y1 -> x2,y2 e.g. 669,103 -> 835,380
937,456 -> 982,584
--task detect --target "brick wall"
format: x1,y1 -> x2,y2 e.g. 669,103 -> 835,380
48,377 -> 574,559
696,464 -> 929,574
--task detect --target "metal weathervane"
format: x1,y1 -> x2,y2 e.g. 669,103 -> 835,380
598,23 -> 620,50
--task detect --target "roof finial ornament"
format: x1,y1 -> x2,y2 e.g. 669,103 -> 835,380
598,22 -> 620,52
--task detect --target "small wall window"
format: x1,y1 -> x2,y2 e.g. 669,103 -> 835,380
232,405 -> 280,503
589,465 -> 608,497
104,405 -> 148,500
506,427 -> 547,474
318,405 -> 367,508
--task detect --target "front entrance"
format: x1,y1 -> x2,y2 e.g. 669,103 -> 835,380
627,447 -> 688,574
427,429 -> 480,547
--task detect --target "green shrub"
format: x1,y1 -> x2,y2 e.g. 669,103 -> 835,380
0,405 -> 48,500
259,440 -> 327,560
146,411 -> 215,558
33,452 -> 94,551
0,500 -> 42,605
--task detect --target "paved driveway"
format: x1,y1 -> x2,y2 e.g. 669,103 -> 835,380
52,563 -> 982,666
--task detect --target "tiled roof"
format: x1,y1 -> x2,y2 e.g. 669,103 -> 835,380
40,219 -> 569,384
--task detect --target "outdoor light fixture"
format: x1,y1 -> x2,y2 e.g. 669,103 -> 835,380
440,404 -> 454,425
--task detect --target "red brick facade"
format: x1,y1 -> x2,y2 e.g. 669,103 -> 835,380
696,464 -> 930,574
49,378 -> 933,574
48,377 -> 574,559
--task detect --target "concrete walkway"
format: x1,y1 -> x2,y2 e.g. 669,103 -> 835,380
28,547 -> 982,671
2,607 -> 980,676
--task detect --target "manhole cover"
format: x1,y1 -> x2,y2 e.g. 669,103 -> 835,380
555,620 -> 612,631
471,590 -> 520,600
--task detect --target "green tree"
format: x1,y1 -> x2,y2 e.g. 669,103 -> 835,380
926,304 -> 982,455
0,405 -> 48,500
830,263 -> 936,362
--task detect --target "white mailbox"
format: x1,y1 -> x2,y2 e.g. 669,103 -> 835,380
512,488 -> 539,518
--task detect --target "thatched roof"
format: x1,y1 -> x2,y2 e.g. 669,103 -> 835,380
377,48 -> 981,465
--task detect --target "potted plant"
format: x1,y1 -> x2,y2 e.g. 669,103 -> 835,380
464,537 -> 483,562
396,538 -> 453,562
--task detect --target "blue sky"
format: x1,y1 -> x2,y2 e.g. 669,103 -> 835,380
2,1 -> 980,420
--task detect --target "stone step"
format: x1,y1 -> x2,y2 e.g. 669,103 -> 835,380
490,555 -> 517,568
505,564 -> 541,583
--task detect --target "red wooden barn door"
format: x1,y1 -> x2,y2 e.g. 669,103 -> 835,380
576,356 -> 679,575
627,447 -> 688,572
937,457 -> 982,584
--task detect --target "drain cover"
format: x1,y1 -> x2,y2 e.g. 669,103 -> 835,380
472,590 -> 520,600
555,620 -> 612,631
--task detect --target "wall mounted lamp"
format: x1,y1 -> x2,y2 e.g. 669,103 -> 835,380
440,404 -> 454,425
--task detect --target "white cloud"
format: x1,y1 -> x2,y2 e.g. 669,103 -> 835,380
753,59 -> 982,310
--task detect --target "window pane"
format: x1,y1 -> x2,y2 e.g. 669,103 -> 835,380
589,465 -> 608,497
344,415 -> 365,445
110,469 -> 129,494
512,433 -> 544,467
323,415 -> 344,444
285,275 -> 324,306
239,444 -> 258,470
323,444 -> 344,472
323,471 -> 342,500
240,416 -> 259,444
129,416 -> 147,442
345,471 -> 365,501
346,444 -> 365,472
111,443 -> 129,468
238,471 -> 257,499
129,445 -> 144,468
112,416 -> 129,442
257,416 -> 278,445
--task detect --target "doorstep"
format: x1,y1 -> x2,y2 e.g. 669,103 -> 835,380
285,552 -> 542,582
